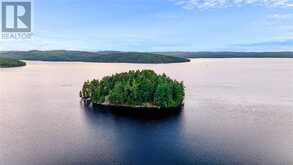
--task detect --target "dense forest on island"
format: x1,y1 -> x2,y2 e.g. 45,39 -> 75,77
80,70 -> 185,109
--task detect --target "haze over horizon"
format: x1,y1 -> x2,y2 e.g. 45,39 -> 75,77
1,0 -> 293,52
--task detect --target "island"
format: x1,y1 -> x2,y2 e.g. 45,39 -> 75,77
0,50 -> 190,64
0,58 -> 26,68
80,70 -> 185,110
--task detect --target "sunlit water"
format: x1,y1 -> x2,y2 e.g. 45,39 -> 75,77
1,59 -> 293,165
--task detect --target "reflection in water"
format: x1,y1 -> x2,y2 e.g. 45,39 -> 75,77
82,103 -> 184,120
80,104 -> 262,165
80,103 -> 189,164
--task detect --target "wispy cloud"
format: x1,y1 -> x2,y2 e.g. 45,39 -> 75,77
268,13 -> 293,21
173,0 -> 293,9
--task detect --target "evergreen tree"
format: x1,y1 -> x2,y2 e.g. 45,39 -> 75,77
80,70 -> 185,108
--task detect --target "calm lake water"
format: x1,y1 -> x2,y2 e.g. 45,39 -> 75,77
1,59 -> 293,165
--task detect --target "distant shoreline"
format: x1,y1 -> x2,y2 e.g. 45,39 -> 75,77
2,50 -> 293,65
0,51 -> 190,64
0,58 -> 26,68
154,51 -> 293,59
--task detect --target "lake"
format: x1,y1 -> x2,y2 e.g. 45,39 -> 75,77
1,59 -> 293,165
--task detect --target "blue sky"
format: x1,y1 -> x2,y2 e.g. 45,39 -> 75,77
2,0 -> 293,51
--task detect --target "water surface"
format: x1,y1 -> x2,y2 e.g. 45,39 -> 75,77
1,59 -> 293,164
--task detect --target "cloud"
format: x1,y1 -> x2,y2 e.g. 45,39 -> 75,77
173,0 -> 293,9
268,13 -> 293,20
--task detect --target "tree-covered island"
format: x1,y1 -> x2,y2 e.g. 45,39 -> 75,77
80,70 -> 185,109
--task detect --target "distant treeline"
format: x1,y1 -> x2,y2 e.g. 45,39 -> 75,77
154,51 -> 293,58
1,51 -> 292,64
0,50 -> 190,64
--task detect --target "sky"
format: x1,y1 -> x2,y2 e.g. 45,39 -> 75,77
1,0 -> 293,51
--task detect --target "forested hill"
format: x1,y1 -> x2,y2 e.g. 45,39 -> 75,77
2,51 -> 292,64
0,58 -> 26,68
154,52 -> 293,58
0,51 -> 190,64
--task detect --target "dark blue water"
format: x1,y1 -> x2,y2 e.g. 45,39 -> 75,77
76,105 -> 241,165
1,59 -> 293,165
